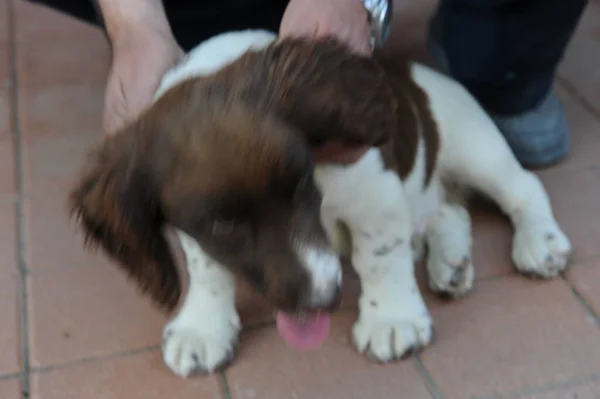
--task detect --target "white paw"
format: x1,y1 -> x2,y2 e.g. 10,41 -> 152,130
352,291 -> 434,362
427,254 -> 474,299
162,312 -> 240,378
425,204 -> 474,298
512,218 -> 571,278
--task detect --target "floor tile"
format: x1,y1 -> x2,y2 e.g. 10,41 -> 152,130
470,204 -> 515,279
0,378 -> 21,399
0,5 -> 15,195
226,311 -> 434,399
18,80 -> 105,143
14,1 -> 108,143
544,85 -> 600,172
0,83 -> 16,196
0,276 -> 21,376
567,261 -> 600,319
421,277 -> 600,399
0,198 -> 18,276
14,0 -> 109,88
559,1 -> 600,114
0,0 -> 8,45
0,84 -> 10,136
28,264 -> 168,368
31,352 -> 225,399
538,167 -> 600,262
0,138 -> 16,196
23,130 -> 103,192
0,42 -> 9,90
24,187 -> 104,272
519,378 -> 600,399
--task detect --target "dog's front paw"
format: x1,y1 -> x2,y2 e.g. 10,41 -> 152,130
162,312 -> 240,378
512,218 -> 571,278
352,291 -> 433,363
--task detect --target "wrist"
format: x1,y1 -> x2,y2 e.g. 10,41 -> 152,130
97,0 -> 174,44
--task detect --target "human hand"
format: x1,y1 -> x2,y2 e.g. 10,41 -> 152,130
103,25 -> 184,134
279,0 -> 372,56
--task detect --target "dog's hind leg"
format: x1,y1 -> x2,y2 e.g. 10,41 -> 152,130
440,110 -> 571,278
425,198 -> 474,298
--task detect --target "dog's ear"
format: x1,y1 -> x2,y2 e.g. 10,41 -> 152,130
231,38 -> 399,156
67,138 -> 181,313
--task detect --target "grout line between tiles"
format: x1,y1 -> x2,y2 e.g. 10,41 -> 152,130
0,372 -> 23,382
563,275 -> 600,326
219,373 -> 233,399
31,344 -> 161,374
472,373 -> 600,399
414,356 -> 446,399
7,1 -> 31,398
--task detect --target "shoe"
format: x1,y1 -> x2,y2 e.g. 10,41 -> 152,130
425,15 -> 570,168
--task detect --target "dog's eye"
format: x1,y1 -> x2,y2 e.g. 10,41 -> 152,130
294,173 -> 321,204
211,219 -> 236,235
295,174 -> 311,195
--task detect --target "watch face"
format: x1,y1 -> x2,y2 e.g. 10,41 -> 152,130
368,0 -> 392,47
381,0 -> 392,43
364,0 -> 393,48
382,8 -> 392,43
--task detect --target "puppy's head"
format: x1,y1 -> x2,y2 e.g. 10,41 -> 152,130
68,38 -> 397,322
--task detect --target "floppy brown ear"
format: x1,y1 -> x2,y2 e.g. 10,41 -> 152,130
222,37 -> 399,154
68,140 -> 181,313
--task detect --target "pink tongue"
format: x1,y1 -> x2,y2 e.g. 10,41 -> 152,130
275,312 -> 331,350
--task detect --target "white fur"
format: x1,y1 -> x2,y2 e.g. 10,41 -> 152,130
155,30 -> 278,99
316,62 -> 570,361
156,29 -> 571,374
163,230 -> 240,378
316,151 -> 434,360
425,202 -> 474,297
295,245 -> 343,306
158,31 -> 277,378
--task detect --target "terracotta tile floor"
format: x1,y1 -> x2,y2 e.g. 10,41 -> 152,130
1,0 -> 600,398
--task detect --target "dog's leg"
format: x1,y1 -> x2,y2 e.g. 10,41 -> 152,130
320,156 -> 434,362
426,201 -> 474,298
348,189 -> 433,361
162,230 -> 240,378
442,116 -> 571,277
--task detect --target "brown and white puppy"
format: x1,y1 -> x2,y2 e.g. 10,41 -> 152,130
69,30 -> 571,378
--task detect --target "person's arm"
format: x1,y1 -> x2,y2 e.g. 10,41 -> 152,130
93,0 -> 183,134
95,0 -> 174,43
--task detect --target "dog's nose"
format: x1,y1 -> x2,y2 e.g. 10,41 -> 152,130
296,245 -> 343,311
304,281 -> 343,312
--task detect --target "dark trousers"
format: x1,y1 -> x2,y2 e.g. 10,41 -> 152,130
436,0 -> 588,114
28,0 -> 290,51
29,0 -> 587,114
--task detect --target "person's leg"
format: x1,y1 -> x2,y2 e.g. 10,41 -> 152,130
26,0 -> 290,51
427,0 -> 589,167
28,0 -> 102,26
164,0 -> 290,51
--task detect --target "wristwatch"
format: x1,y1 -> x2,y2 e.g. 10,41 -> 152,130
362,0 -> 393,49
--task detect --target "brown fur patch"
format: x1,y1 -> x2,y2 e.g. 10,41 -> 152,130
68,37 -> 441,314
375,54 -> 440,186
